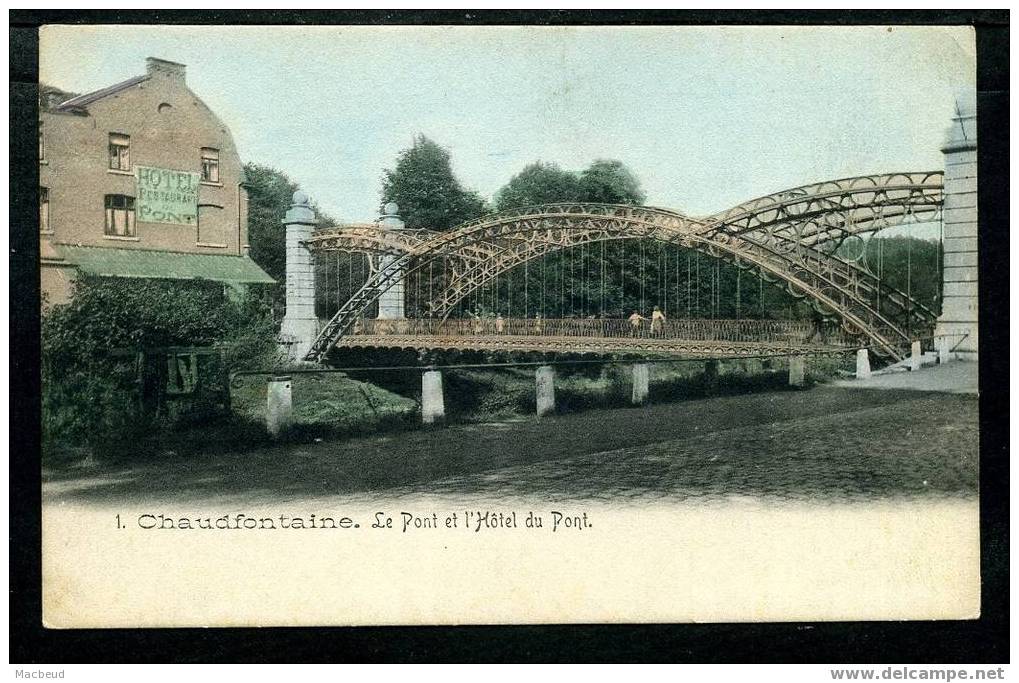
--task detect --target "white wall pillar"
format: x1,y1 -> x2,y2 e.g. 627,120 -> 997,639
788,356 -> 805,387
935,92 -> 978,360
266,376 -> 293,438
631,363 -> 650,405
856,349 -> 871,380
421,370 -> 445,424
279,191 -> 320,361
377,202 -> 407,320
536,365 -> 555,417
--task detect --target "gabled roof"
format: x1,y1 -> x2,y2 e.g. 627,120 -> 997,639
54,74 -> 149,111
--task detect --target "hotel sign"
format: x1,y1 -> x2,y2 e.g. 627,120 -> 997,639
136,166 -> 200,225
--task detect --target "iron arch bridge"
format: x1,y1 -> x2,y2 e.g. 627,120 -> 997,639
303,172 -> 943,363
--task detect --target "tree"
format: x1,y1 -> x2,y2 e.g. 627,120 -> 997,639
39,83 -> 79,110
494,161 -> 582,211
578,159 -> 646,205
244,163 -> 336,284
244,164 -> 299,283
381,135 -> 487,230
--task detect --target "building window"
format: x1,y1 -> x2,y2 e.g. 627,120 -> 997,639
40,187 -> 50,232
109,133 -> 131,171
196,203 -> 226,245
104,194 -> 136,237
39,126 -> 45,161
200,147 -> 220,183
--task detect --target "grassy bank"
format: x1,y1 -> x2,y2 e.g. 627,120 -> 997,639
43,354 -> 853,464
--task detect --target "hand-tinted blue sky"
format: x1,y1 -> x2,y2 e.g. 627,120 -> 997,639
41,25 -> 974,229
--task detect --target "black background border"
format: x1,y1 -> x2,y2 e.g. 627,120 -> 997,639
9,9 -> 1009,664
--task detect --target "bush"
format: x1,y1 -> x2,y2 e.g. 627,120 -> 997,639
41,275 -> 280,450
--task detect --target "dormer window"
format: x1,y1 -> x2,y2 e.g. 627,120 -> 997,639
109,133 -> 130,171
200,147 -> 220,183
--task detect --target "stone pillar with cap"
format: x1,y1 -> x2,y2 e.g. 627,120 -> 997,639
279,191 -> 320,362
377,202 -> 407,320
935,92 -> 978,361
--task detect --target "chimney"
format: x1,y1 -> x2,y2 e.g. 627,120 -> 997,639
145,57 -> 186,83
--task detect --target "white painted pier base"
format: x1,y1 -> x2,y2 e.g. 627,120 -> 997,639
421,370 -> 445,424
266,376 -> 293,438
910,341 -> 922,372
788,356 -> 805,387
536,366 -> 556,417
632,363 -> 650,405
856,349 -> 872,380
937,337 -> 952,365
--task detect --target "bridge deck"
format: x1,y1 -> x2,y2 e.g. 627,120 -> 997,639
334,333 -> 850,358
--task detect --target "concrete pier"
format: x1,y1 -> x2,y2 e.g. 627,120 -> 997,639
788,356 -> 806,387
910,341 -> 923,372
856,349 -> 872,380
536,365 -> 556,417
704,359 -> 719,391
266,376 -> 293,438
937,336 -> 952,365
421,370 -> 445,424
632,363 -> 650,405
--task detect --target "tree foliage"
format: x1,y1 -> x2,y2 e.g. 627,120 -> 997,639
494,159 -> 646,211
381,135 -> 487,230
244,163 -> 337,284
244,163 -> 300,283
578,159 -> 646,205
494,162 -> 582,211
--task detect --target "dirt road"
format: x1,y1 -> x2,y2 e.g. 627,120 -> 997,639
43,386 -> 978,507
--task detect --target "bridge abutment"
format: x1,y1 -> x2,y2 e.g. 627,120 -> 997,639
935,93 -> 978,361
536,366 -> 556,417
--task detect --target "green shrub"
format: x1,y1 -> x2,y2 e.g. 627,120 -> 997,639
41,275 -> 279,450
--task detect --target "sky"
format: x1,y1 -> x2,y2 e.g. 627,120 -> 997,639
40,25 -> 975,230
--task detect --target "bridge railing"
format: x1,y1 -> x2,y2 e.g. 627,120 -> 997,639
344,317 -> 855,346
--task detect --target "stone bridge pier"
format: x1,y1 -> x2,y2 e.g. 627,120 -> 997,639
376,202 -> 407,320
279,192 -> 319,362
935,93 -> 978,361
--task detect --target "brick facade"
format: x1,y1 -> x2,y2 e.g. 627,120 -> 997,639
39,57 -> 260,305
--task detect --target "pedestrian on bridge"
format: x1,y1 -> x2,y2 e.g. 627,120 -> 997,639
496,314 -> 505,334
650,306 -> 666,338
628,310 -> 646,337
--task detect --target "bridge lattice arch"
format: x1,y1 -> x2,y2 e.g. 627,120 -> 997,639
303,172 -> 943,363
